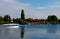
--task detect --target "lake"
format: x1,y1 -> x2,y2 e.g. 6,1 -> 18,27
0,24 -> 60,39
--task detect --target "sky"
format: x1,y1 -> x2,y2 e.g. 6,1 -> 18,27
0,0 -> 60,19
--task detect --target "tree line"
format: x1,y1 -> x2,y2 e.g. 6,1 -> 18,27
0,10 -> 26,24
0,10 -> 60,24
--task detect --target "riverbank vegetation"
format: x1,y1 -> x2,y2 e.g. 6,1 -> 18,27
0,10 -> 60,24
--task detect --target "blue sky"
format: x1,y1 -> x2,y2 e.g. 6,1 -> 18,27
18,0 -> 57,6
0,0 -> 60,19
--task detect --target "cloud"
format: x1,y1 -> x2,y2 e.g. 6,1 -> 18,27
0,0 -> 60,19
37,7 -> 48,10
35,1 -> 60,19
37,1 -> 60,10
37,5 -> 60,10
2,0 -> 15,2
1,0 -> 32,9
0,0 -> 32,18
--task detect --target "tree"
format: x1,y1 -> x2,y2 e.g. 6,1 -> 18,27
13,18 -> 16,23
47,15 -> 58,24
21,10 -> 25,19
18,9 -> 26,24
26,18 -> 33,22
3,15 -> 11,24
0,16 -> 3,21
0,16 -> 4,24
13,18 -> 21,23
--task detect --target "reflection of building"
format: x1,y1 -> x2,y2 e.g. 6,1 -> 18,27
47,24 -> 57,33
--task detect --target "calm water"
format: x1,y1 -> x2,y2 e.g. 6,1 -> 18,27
0,24 -> 60,39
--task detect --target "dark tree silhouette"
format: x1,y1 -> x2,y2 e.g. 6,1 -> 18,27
0,16 -> 4,24
3,15 -> 11,24
21,10 -> 25,19
18,9 -> 26,24
47,15 -> 58,24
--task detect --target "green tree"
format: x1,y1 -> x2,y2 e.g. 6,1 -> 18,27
47,15 -> 58,24
18,9 -> 26,24
21,10 -> 25,19
13,18 -> 16,23
0,16 -> 3,21
0,16 -> 4,24
3,15 -> 11,24
13,18 -> 20,23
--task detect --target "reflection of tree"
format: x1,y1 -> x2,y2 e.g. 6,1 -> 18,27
20,26 -> 25,39
47,24 -> 57,33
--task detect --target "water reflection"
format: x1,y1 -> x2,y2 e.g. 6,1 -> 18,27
0,26 -> 10,39
0,24 -> 60,39
47,24 -> 57,33
19,26 -> 25,39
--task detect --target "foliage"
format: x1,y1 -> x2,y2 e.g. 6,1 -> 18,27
0,16 -> 3,21
26,18 -> 33,22
47,15 -> 58,24
0,10 -> 60,24
0,16 -> 4,24
21,10 -> 25,19
3,15 -> 11,24
13,18 -> 20,23
18,9 -> 26,24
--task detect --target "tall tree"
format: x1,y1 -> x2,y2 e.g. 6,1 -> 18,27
18,9 -> 26,24
21,10 -> 25,19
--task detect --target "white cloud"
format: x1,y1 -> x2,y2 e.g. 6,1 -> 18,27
0,0 -> 60,19
37,6 -> 45,10
35,1 -> 60,19
2,0 -> 15,2
0,0 -> 32,18
37,1 -> 60,10
37,5 -> 60,10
